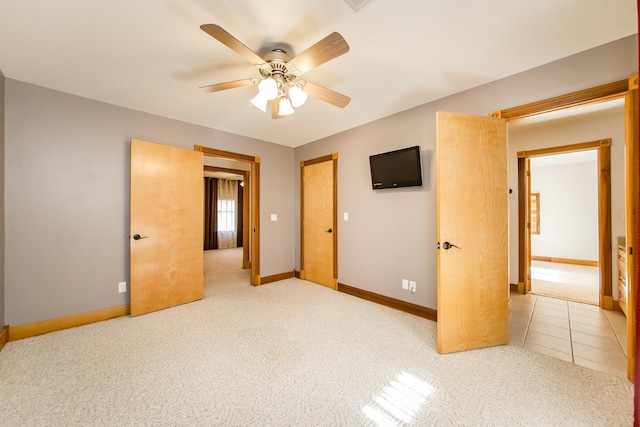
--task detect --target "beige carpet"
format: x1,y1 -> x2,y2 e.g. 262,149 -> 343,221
0,248 -> 633,426
530,261 -> 599,305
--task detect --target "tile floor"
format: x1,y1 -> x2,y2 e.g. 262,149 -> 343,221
509,293 -> 629,380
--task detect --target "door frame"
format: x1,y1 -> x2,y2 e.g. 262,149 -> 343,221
490,75 -> 638,381
516,140 -> 612,308
300,153 -> 338,289
203,165 -> 250,268
195,145 -> 262,286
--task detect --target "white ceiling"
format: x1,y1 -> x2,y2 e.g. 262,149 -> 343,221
0,0 -> 636,148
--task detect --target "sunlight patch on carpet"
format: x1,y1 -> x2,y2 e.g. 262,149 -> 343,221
362,371 -> 435,426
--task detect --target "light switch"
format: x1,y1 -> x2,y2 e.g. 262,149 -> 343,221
344,212 -> 349,221
271,214 -> 277,221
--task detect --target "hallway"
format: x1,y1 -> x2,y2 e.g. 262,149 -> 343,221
509,293 -> 628,380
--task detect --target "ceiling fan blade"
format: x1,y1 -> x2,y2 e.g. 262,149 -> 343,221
200,24 -> 265,66
289,32 -> 349,75
199,79 -> 255,93
304,82 -> 351,108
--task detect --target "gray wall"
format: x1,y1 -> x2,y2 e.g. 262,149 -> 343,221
4,35 -> 637,327
5,81 -> 295,326
0,70 -> 5,327
293,35 -> 638,310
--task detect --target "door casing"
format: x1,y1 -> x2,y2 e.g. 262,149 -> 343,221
204,165 -> 250,268
491,75 -> 638,381
517,140 -> 612,307
196,145 -> 261,286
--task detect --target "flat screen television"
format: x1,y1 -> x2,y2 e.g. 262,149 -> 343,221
369,146 -> 422,190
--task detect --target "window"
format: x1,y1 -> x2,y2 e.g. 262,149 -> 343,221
530,193 -> 540,234
217,199 -> 236,232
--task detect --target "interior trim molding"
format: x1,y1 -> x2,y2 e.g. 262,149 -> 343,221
261,270 -> 296,284
338,283 -> 437,322
9,305 -> 130,341
516,138 -> 612,307
0,326 -> 9,352
490,79 -> 629,120
531,255 -> 598,267
600,294 -> 614,311
196,144 -> 261,286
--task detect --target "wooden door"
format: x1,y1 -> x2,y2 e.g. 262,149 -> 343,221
436,112 -> 508,354
301,155 -> 337,289
130,139 -> 204,316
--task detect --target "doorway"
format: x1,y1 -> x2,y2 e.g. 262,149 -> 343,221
528,150 -> 599,305
517,141 -> 611,307
203,165 -> 249,267
195,145 -> 262,286
493,75 -> 638,381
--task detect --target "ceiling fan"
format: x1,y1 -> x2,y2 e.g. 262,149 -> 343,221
199,24 -> 351,119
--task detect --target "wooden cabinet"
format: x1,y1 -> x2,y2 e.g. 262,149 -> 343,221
618,245 -> 628,316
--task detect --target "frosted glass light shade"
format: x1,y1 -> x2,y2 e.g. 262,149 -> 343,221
289,85 -> 308,107
250,93 -> 269,112
258,78 -> 278,100
279,97 -> 295,115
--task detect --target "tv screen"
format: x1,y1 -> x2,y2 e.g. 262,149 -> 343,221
369,146 -> 422,190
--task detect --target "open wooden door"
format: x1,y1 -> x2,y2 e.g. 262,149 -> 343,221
130,139 -> 204,316
300,154 -> 338,289
436,112 -> 508,354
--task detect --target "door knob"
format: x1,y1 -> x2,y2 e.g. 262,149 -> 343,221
132,234 -> 148,240
442,241 -> 461,250
325,228 -> 333,233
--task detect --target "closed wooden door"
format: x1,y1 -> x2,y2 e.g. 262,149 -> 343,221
301,155 -> 337,289
130,139 -> 204,316
436,112 -> 508,354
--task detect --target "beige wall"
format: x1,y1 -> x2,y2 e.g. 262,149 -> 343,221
4,81 -> 295,326
294,35 -> 637,310
509,105 -> 626,298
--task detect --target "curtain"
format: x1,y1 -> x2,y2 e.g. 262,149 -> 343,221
204,178 -> 218,250
217,179 -> 238,249
237,181 -> 244,248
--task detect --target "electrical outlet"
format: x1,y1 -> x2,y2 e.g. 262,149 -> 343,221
118,281 -> 127,293
402,279 -> 409,290
409,281 -> 416,292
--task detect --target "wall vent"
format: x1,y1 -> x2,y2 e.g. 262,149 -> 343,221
344,0 -> 371,11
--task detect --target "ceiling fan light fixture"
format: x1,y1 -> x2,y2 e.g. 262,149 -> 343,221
279,97 -> 295,116
250,93 -> 269,112
289,85 -> 308,108
258,78 -> 278,100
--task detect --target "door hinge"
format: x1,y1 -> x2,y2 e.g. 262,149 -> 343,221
526,222 -> 530,229
526,170 -> 531,176
527,273 -> 531,280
